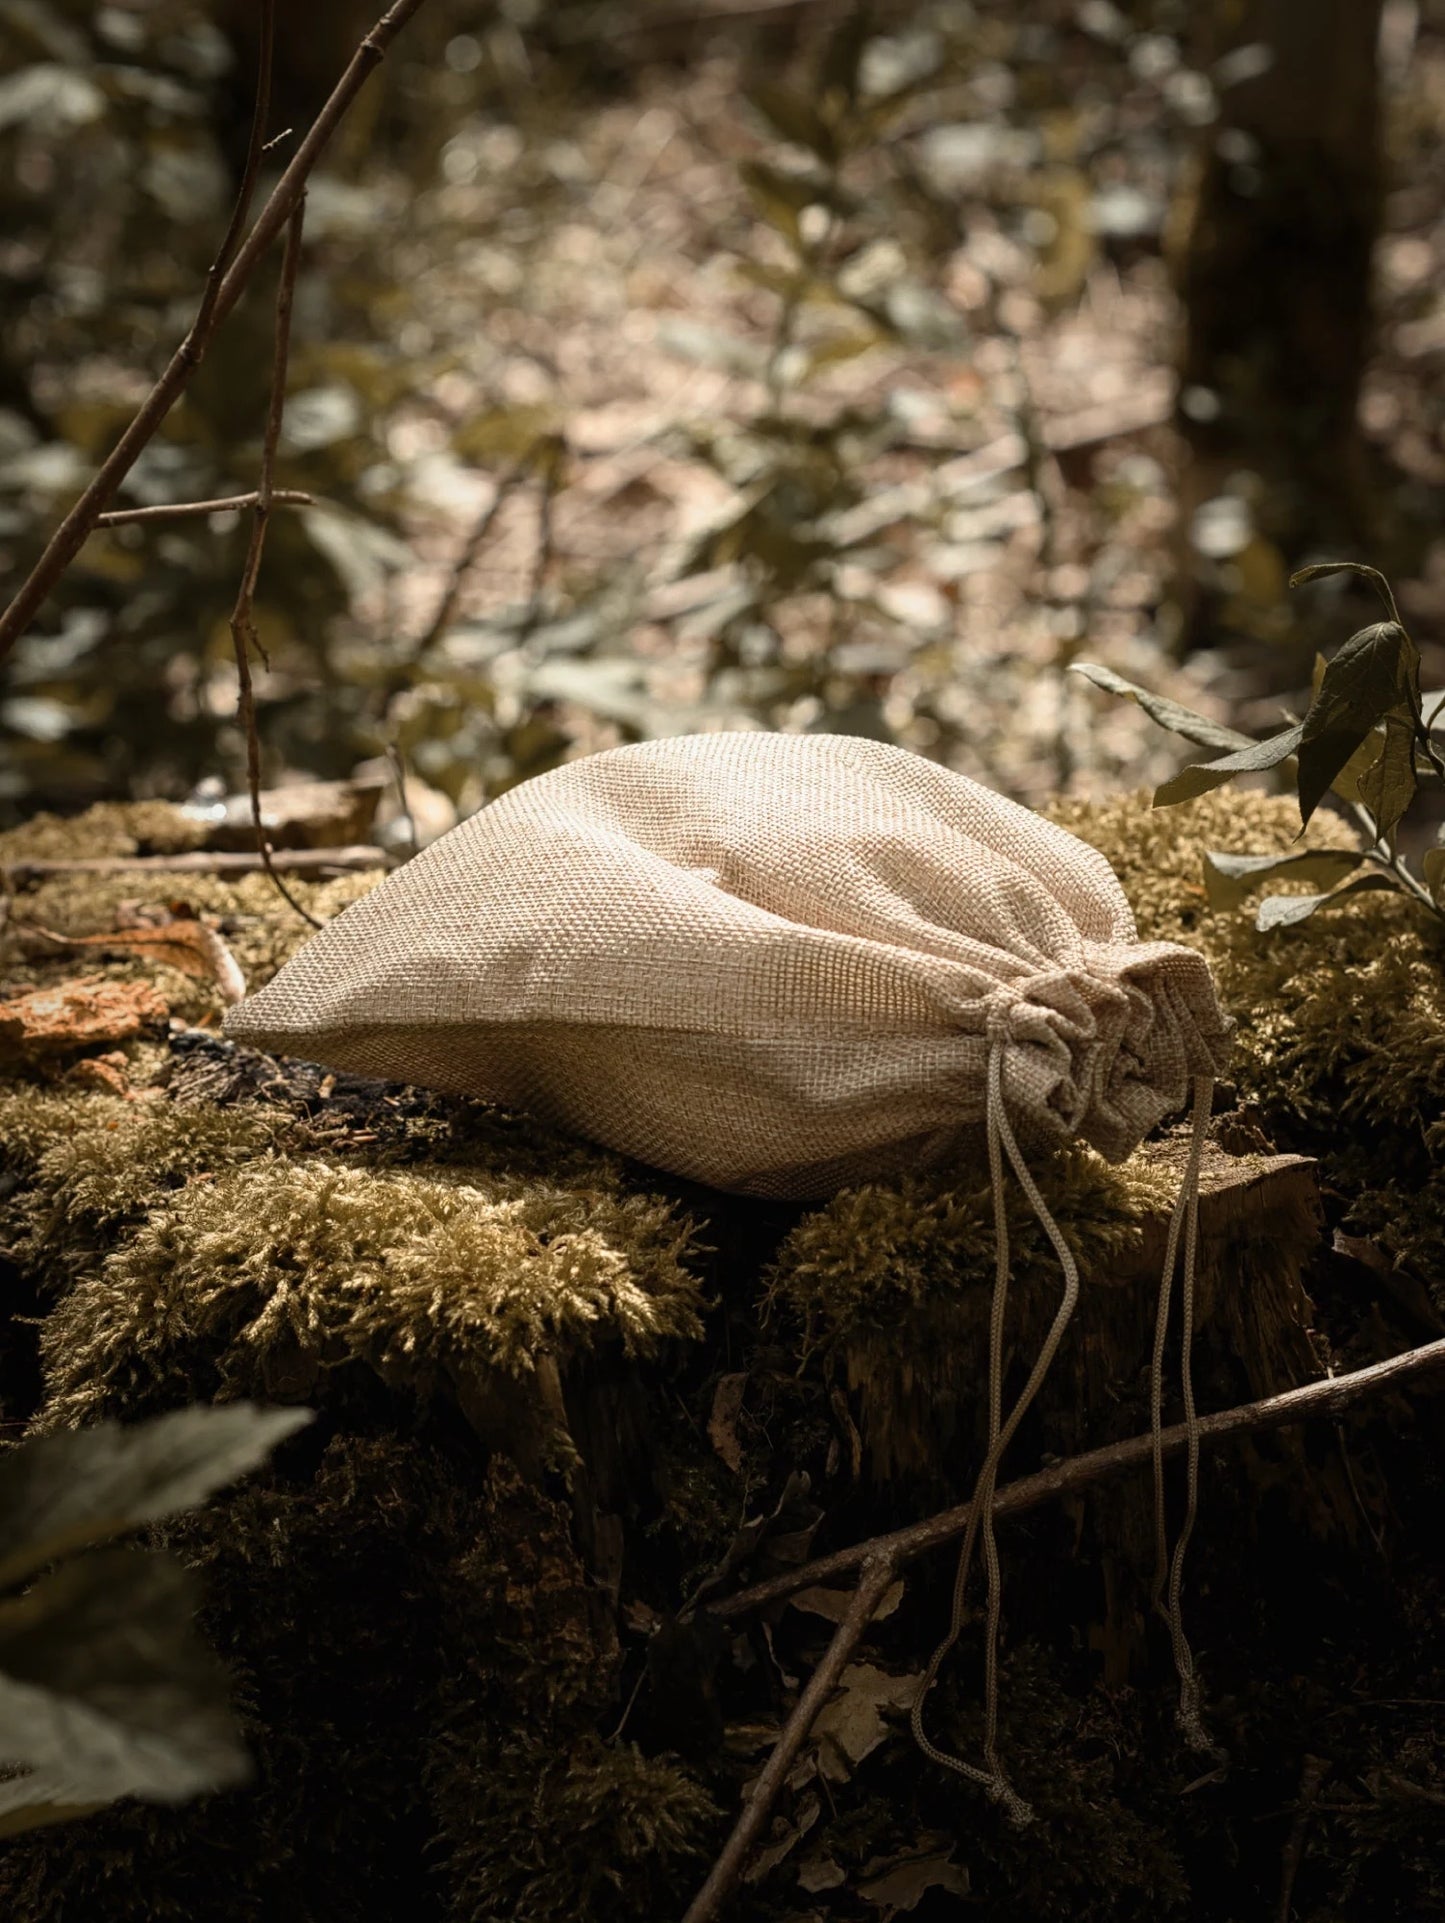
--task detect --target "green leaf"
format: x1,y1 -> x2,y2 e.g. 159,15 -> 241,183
1152,724 -> 1303,808
0,1403 -> 313,1591
1070,663 -> 1256,752
1357,712 -> 1418,843
1255,872 -> 1399,930
0,1547 -> 248,1803
1202,848 -> 1364,913
1297,620 -> 1421,825
748,84 -> 838,164
738,161 -> 816,248
1423,845 -> 1445,908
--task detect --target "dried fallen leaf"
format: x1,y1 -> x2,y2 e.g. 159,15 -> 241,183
65,1051 -> 132,1098
858,1844 -> 970,1916
811,1663 -> 921,1783
0,978 -> 169,1060
790,1580 -> 904,1625
23,919 -> 246,1005
797,1850 -> 847,1893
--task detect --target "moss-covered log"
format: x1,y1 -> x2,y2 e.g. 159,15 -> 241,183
1,792 -> 1444,1920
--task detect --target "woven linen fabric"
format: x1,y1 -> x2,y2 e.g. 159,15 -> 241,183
225,732 -> 1231,1198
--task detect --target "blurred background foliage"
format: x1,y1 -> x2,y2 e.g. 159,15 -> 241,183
3,0 -> 1445,838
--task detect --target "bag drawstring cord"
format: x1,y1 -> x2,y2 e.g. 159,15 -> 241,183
910,1027 -> 1080,1826
911,1032 -> 1217,1812
1150,1072 -> 1215,1754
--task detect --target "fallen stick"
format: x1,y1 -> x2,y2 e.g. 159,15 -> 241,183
682,1339 -> 1445,1920
707,1337 -> 1445,1622
3,847 -> 388,885
681,1553 -> 900,1923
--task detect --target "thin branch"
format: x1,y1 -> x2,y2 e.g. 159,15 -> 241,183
681,1553 -> 899,1923
94,491 -> 313,528
192,0 -> 276,344
375,465 -> 525,717
707,1337 -> 1445,1621
0,0 -> 433,660
2,848 -> 387,885
229,202 -> 320,929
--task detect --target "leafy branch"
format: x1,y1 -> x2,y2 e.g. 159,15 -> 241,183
1074,563 -> 1445,929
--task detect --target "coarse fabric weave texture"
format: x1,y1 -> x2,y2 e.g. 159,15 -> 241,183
226,732 -> 1231,1200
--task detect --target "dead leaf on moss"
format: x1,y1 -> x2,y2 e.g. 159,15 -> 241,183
64,1051 -> 132,1098
790,1580 -> 904,1625
0,978 -> 169,1059
811,1662 -> 921,1783
858,1842 -> 970,1915
797,1849 -> 847,1892
21,919 -> 247,1005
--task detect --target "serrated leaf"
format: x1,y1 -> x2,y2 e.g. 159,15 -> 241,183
0,1548 -> 248,1803
1203,848 -> 1363,912
1071,663 -> 1256,752
1152,723 -> 1303,808
1255,872 -> 1399,930
0,1403 -> 313,1590
1296,620 -> 1421,825
1357,712 -> 1418,843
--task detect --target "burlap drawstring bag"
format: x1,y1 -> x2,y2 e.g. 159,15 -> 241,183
226,730 -> 1232,1810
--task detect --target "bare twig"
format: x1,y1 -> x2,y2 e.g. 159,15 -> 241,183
0,0 -> 433,660
681,1553 -> 899,1923
229,202 -> 319,928
2,848 -> 387,885
384,742 -> 419,860
94,491 -> 313,528
193,0 -> 276,342
375,466 -> 525,717
707,1337 -> 1445,1621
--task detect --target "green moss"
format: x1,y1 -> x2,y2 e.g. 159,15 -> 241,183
40,1155 -> 703,1433
762,1148 -> 1174,1484
0,799 -> 208,864
430,1731 -> 717,1923
1048,789 -> 1445,1295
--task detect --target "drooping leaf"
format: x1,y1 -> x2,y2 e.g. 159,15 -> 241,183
0,1403 -> 313,1590
1202,848 -> 1364,914
1290,561 -> 1399,621
1152,724 -> 1303,808
1296,620 -> 1421,825
0,1548 -> 248,1803
1254,873 -> 1399,931
1070,663 -> 1256,752
1357,713 -> 1419,844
